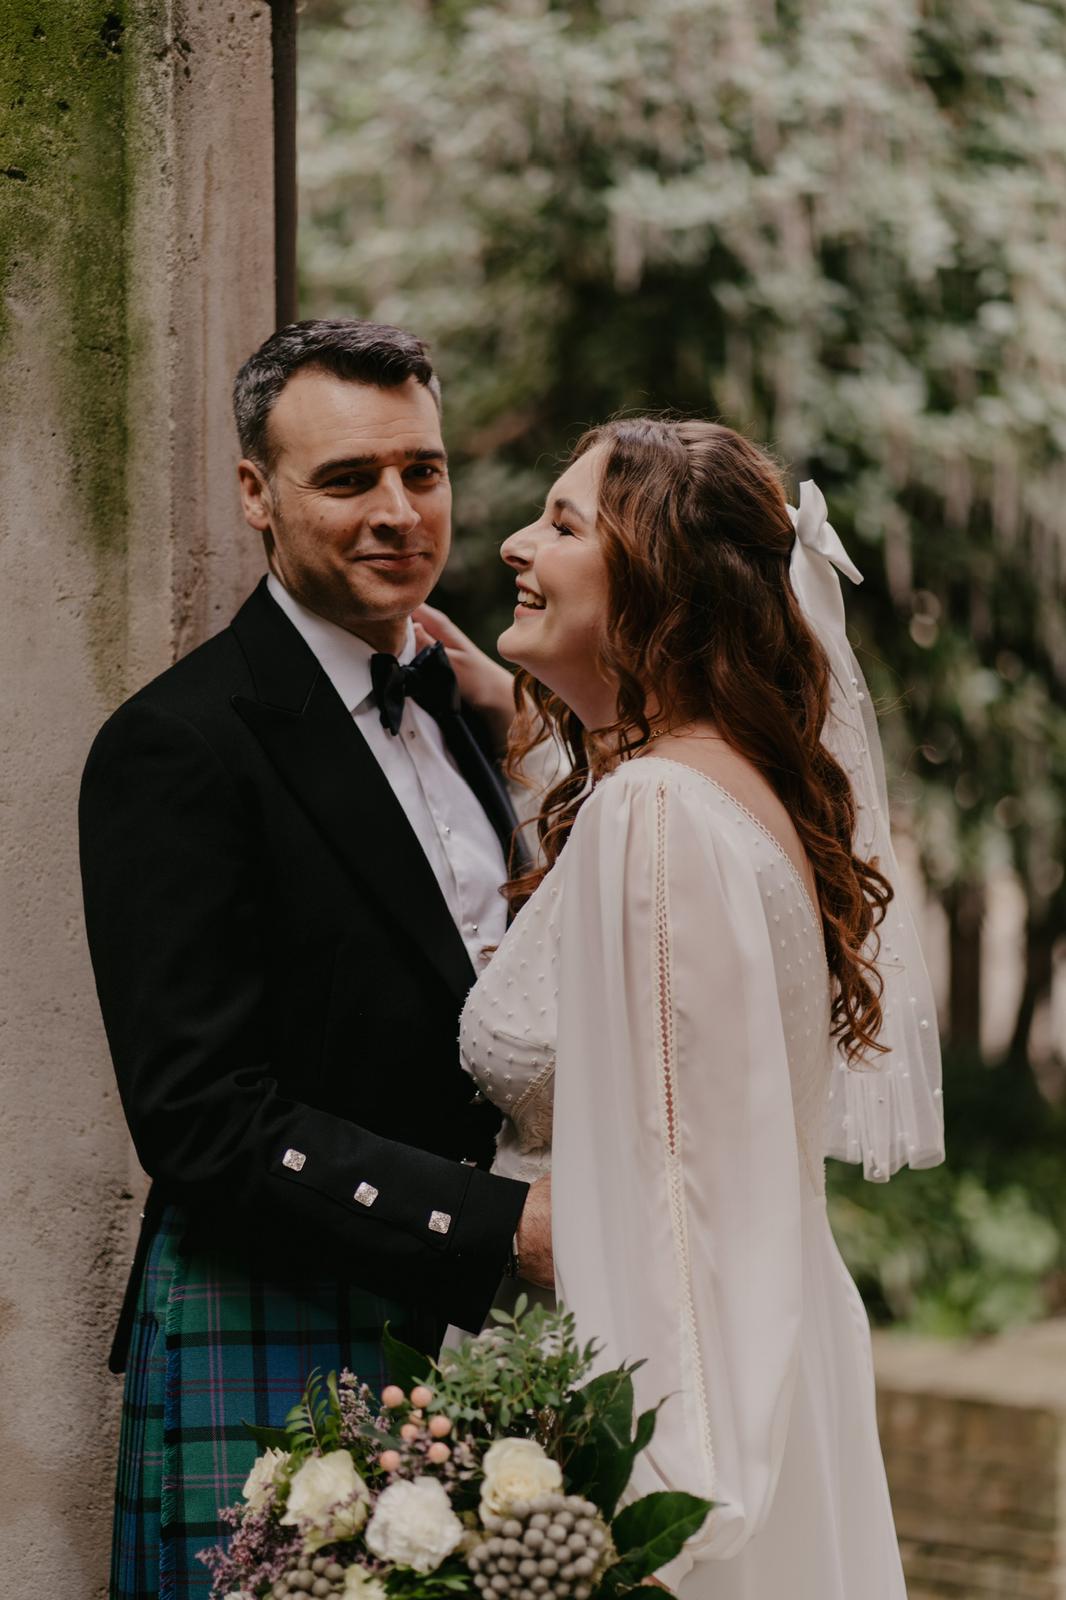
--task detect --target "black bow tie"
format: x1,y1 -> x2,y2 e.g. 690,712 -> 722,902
369,641 -> 461,736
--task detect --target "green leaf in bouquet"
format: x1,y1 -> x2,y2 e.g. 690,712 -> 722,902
577,1368 -> 639,1450
285,1396 -> 313,1440
560,1365 -> 655,1519
428,1303 -> 598,1442
383,1321 -> 433,1392
385,1557 -> 475,1600
631,1404 -> 659,1457
594,1585 -> 646,1600
564,1430 -> 629,1518
284,1367 -> 344,1454
606,1490 -> 713,1583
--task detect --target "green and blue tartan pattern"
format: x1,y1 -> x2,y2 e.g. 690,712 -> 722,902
111,1206 -> 407,1600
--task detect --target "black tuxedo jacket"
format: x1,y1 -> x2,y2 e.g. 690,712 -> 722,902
80,579 -> 528,1371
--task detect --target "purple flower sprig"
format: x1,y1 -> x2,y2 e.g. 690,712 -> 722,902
197,1495 -> 303,1596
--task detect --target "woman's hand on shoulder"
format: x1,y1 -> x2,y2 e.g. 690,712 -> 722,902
413,603 -> 516,754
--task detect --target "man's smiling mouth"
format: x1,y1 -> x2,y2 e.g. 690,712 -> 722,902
354,551 -> 425,564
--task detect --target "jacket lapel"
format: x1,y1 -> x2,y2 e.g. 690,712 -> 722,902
230,581 -> 476,1003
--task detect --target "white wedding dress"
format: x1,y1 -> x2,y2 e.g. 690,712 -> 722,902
459,756 -> 908,1599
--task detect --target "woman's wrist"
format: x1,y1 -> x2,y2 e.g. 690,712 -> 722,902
472,665 -> 518,756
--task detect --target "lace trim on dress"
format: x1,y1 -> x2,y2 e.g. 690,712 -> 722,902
511,1059 -> 556,1153
653,780 -> 717,1498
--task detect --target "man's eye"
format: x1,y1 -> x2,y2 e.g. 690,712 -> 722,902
407,464 -> 443,482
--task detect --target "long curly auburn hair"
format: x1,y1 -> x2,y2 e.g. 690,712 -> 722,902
505,417 -> 893,1063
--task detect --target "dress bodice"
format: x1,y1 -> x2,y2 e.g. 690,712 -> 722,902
459,757 -> 834,1193
458,864 -> 562,1183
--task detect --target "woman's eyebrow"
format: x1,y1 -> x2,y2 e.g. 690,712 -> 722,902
552,494 -> 591,524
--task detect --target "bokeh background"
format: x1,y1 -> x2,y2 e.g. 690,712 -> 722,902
296,0 -> 1066,1340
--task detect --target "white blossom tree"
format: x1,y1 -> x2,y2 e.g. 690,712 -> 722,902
299,0 -> 1066,1082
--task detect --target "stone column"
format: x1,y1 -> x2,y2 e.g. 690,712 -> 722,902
0,1 -> 277,1588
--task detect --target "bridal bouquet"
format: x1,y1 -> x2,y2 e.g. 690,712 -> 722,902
201,1298 -> 712,1600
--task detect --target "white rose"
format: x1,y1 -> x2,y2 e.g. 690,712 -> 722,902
480,1438 -> 562,1518
241,1446 -> 290,1513
341,1565 -> 390,1600
280,1450 -> 370,1552
365,1476 -> 464,1573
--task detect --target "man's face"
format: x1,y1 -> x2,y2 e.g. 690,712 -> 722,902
237,369 -> 452,650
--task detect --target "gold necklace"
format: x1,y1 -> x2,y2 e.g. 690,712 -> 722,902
648,724 -> 723,741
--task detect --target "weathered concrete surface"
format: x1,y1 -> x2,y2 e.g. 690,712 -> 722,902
874,1322 -> 1066,1598
0,0 -> 274,1588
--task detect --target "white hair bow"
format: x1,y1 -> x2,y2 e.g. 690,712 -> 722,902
787,480 -> 863,649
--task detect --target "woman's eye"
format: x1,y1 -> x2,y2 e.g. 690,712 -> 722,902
551,521 -> 575,538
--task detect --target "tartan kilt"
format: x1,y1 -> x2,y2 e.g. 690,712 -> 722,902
111,1205 -> 419,1600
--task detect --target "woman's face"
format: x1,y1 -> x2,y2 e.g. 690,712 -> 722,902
497,447 -> 617,724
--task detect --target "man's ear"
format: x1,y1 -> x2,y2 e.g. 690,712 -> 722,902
237,458 -> 274,534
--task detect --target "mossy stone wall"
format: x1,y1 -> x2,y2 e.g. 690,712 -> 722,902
0,2 -> 276,1590
1,0 -> 129,562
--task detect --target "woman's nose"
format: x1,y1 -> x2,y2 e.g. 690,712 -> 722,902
501,521 -> 539,569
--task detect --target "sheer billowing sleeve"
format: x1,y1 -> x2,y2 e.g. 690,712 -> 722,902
551,767 -> 804,1582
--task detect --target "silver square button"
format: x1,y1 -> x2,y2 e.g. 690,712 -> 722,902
354,1182 -> 379,1207
282,1148 -> 306,1172
428,1210 -> 452,1235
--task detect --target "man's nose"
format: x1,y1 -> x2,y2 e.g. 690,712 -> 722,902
366,470 -> 420,533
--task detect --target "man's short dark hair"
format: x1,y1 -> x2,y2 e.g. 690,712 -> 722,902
233,318 -> 442,470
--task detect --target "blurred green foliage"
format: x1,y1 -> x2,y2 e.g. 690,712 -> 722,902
298,0 -> 1066,1331
827,1049 -> 1066,1336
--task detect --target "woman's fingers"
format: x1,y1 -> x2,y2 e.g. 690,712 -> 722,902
412,602 -> 516,751
412,602 -> 470,650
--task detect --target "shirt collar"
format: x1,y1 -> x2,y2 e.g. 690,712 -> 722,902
266,572 -> 417,713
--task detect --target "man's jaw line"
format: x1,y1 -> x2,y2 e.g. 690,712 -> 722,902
270,564 -> 435,647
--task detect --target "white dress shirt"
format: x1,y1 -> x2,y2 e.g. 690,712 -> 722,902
267,575 -> 509,972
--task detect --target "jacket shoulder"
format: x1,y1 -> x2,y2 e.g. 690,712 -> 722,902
83,615 -> 257,787
125,624 -> 250,717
